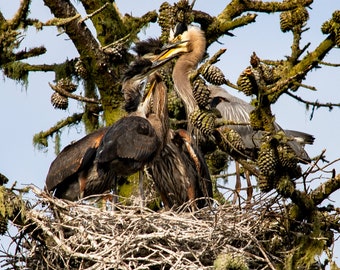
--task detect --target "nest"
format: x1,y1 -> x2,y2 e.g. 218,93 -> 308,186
0,186 -> 285,270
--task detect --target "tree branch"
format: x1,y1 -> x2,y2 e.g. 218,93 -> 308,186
286,91 -> 340,110
311,174 -> 340,205
7,0 -> 31,29
49,82 -> 100,104
33,113 -> 83,148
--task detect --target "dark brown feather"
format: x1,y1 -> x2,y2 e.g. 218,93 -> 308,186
45,127 -> 109,193
133,38 -> 163,56
96,116 -> 161,176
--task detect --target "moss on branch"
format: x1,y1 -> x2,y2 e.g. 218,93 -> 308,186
7,0 -> 30,29
205,0 -> 312,46
33,113 -> 83,148
219,0 -> 313,21
311,174 -> 340,205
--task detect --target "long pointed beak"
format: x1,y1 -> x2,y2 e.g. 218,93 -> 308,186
126,39 -> 188,81
138,79 -> 157,116
152,39 -> 189,64
142,79 -> 156,103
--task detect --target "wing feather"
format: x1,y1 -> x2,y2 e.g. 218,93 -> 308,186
45,127 -> 108,192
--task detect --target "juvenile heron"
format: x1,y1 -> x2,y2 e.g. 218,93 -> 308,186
45,55 -> 172,201
157,24 -> 314,203
122,46 -> 213,210
45,127 -> 110,201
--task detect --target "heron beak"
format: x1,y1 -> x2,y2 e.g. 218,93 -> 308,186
129,39 -> 188,79
141,79 -> 156,103
152,39 -> 189,65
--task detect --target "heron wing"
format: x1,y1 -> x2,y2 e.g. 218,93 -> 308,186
209,85 -> 252,123
208,85 -> 313,161
284,130 -> 315,145
173,129 -> 213,207
45,127 -> 108,192
96,116 -> 160,164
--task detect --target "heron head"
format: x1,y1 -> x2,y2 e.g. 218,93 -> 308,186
122,57 -> 165,112
154,25 -> 206,65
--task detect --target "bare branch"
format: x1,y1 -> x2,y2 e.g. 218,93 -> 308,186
311,174 -> 340,205
286,91 -> 340,110
49,82 -> 101,104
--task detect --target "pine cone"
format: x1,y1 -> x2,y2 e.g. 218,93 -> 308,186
237,67 -> 258,96
0,216 -> 8,235
218,126 -> 245,154
56,78 -> 77,93
158,2 -> 175,42
257,142 -> 279,191
189,109 -> 216,135
74,59 -> 88,79
292,6 -> 309,26
0,173 -> 9,186
260,63 -> 275,84
51,92 -> 68,110
257,175 -> 274,192
249,109 -> 263,130
333,10 -> 340,23
280,11 -> 294,32
277,144 -> 302,179
321,21 -> 332,34
167,91 -> 185,119
158,2 -> 173,28
280,6 -> 309,32
335,31 -> 340,47
201,64 -> 227,85
104,46 -> 123,59
277,144 -> 297,170
192,77 -> 210,107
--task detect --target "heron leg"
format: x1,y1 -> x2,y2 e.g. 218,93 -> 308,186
245,170 -> 253,205
177,129 -> 201,173
78,172 -> 87,200
232,161 -> 241,205
101,193 -> 114,210
139,170 -> 145,207
110,176 -> 118,211
187,184 -> 198,211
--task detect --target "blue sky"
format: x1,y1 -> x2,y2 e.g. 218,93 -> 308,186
0,0 -> 340,264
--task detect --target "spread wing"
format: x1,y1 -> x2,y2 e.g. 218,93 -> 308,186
45,127 -> 109,192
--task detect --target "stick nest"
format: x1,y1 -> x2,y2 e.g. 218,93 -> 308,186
1,186 -> 287,270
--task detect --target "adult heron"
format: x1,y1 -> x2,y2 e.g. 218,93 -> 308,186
157,24 -> 314,203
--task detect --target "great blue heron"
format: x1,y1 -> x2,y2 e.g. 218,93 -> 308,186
45,56 -> 171,201
122,47 -> 213,210
45,127 -> 110,201
157,24 -> 314,203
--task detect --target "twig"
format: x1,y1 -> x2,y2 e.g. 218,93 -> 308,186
49,83 -> 101,104
79,3 -> 110,24
286,91 -> 340,109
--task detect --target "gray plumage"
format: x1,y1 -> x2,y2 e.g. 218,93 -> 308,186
209,85 -> 314,162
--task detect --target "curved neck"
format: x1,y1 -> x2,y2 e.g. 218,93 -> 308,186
173,58 -> 197,116
149,73 -> 169,147
172,28 -> 206,117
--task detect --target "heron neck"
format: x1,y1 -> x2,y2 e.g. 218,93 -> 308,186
172,57 -> 197,116
172,30 -> 206,116
153,75 -> 169,145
